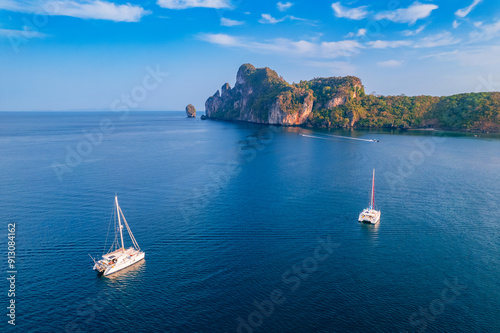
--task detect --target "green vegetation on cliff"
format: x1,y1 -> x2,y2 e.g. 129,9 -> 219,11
206,64 -> 500,132
308,92 -> 500,132
243,64 -> 291,120
296,76 -> 364,105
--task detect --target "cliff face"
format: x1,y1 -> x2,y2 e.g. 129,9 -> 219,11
205,64 -> 363,126
204,64 -> 499,132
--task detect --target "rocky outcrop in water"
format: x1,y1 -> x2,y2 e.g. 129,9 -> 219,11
186,104 -> 196,118
205,64 -> 362,126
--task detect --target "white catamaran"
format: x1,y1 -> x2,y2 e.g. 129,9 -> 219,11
92,195 -> 145,276
358,169 -> 381,224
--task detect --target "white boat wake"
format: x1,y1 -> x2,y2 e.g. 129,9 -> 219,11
299,133 -> 378,142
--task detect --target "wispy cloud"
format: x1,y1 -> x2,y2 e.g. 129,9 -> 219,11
0,0 -> 150,22
0,27 -> 47,39
455,0 -> 482,18
199,33 -> 363,59
414,32 -> 460,48
456,46 -> 500,66
331,2 -> 369,20
424,46 -> 500,67
345,28 -> 366,38
257,13 -> 312,25
369,32 -> 459,49
289,15 -> 317,24
277,1 -> 293,12
368,40 -> 412,49
374,2 -> 438,25
453,20 -> 461,29
220,17 -> 244,26
199,33 -> 242,46
259,13 -> 286,24
470,20 -> 500,41
157,0 -> 231,9
377,59 -> 403,67
402,25 -> 426,36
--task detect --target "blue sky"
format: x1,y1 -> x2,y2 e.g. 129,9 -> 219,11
0,0 -> 499,111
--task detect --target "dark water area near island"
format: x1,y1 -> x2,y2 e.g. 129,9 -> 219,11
0,111 -> 499,332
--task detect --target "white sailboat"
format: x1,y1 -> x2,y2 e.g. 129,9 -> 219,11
358,169 -> 381,224
92,195 -> 145,276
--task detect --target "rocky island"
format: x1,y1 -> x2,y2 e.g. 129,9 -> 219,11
205,64 -> 500,133
186,104 -> 196,118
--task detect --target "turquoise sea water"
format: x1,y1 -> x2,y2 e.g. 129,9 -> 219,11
0,111 -> 499,332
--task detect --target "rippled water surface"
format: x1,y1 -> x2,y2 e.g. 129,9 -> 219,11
0,111 -> 499,332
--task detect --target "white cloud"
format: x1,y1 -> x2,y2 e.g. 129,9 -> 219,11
319,40 -> 362,58
199,33 -> 242,46
369,32 -> 460,49
0,0 -> 150,22
414,32 -> 460,48
277,2 -> 293,12
470,20 -> 500,41
199,33 -> 363,59
157,0 -> 231,9
259,13 -> 285,24
374,2 -> 438,25
0,27 -> 46,38
345,28 -> 366,38
368,40 -> 412,49
331,2 -> 369,20
257,13 -> 315,25
402,25 -> 425,36
452,20 -> 461,29
424,46 -> 500,67
455,0 -> 482,18
220,17 -> 244,26
377,60 -> 403,67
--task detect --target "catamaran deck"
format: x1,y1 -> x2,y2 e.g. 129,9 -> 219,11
102,247 -> 137,259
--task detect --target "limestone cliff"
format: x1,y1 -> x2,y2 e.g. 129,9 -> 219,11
205,64 -> 362,126
203,64 -> 500,132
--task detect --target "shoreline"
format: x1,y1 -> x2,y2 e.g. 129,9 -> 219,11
205,117 -> 500,134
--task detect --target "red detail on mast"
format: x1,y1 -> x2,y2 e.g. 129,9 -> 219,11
372,169 -> 375,208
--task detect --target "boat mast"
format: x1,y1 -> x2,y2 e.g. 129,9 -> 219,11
371,169 -> 375,209
115,195 -> 125,251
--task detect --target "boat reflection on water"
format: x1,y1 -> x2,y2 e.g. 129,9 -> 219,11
361,220 -> 380,231
360,218 -> 380,243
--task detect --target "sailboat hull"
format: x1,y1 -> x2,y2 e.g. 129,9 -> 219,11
104,251 -> 145,276
358,209 -> 381,224
93,248 -> 145,276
